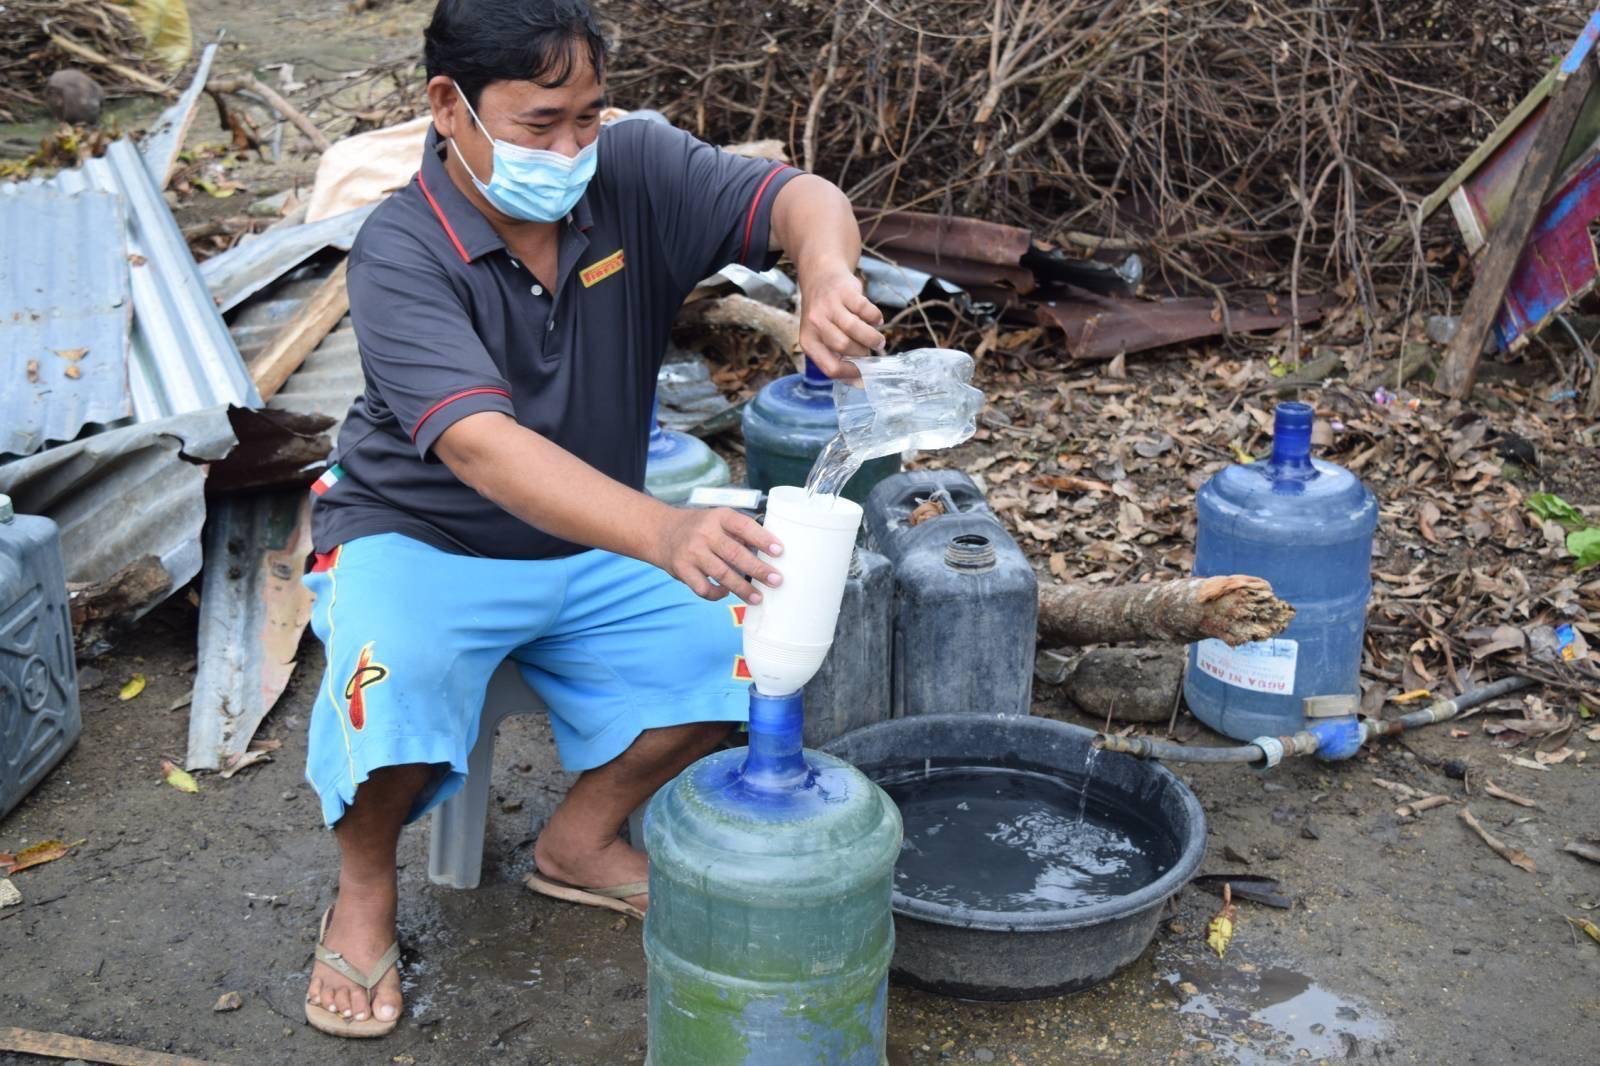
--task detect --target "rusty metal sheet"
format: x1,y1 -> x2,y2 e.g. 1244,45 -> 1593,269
186,490 -> 313,771
1035,294 -> 1323,362
855,207 -> 1032,267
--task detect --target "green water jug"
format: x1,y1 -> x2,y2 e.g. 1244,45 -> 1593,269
742,358 -> 900,503
643,689 -> 901,1064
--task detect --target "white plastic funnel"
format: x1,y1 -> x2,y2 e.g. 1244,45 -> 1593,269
742,486 -> 864,696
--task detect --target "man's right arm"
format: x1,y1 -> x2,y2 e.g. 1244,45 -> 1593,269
434,411 -> 782,605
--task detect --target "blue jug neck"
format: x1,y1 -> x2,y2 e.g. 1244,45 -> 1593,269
738,688 -> 810,792
801,356 -> 831,389
1268,401 -> 1316,479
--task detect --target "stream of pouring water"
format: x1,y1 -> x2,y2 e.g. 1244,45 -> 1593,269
804,434 -> 863,500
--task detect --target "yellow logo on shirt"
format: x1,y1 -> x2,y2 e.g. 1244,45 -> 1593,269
580,248 -> 625,287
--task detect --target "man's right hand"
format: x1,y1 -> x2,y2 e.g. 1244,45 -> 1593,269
651,506 -> 783,605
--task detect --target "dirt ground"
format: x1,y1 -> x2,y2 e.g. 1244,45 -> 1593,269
3,604 -> 1598,1066
6,2 -> 1600,1063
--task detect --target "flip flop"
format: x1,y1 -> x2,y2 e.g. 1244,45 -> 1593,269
305,906 -> 402,1038
524,869 -> 648,920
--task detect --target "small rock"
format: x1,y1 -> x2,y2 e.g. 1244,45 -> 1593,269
77,666 -> 106,691
1301,820 -> 1320,841
0,878 -> 22,909
1452,946 -> 1470,955
975,1050 -> 995,1063
1223,844 -> 1251,865
1426,314 -> 1460,344
1262,782 -> 1287,793
1261,846 -> 1284,861
1060,647 -> 1184,723
281,790 -> 296,802
1178,981 -> 1200,998
1443,759 -> 1469,780
499,798 -> 524,813
45,69 -> 103,126
213,990 -> 243,1012
611,917 -> 629,931
1165,919 -> 1188,936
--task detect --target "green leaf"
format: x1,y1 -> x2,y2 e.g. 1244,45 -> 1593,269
1527,492 -> 1586,532
1569,527 -> 1600,572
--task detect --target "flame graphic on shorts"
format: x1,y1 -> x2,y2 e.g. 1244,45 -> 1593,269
342,642 -> 389,731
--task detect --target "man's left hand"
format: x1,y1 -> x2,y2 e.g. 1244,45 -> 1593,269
799,269 -> 886,379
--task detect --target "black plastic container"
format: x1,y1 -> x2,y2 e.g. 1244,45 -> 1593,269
0,495 -> 80,820
864,471 -> 1037,718
823,714 -> 1206,1001
803,546 -> 893,748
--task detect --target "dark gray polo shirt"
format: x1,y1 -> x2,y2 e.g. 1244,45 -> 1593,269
310,120 -> 798,559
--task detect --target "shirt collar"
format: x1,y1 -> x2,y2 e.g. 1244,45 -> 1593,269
419,126 -> 594,263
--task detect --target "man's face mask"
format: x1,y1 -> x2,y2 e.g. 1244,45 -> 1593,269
449,81 -> 598,223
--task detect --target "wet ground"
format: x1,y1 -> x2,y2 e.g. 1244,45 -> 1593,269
5,2 -> 1600,1063
3,608 -> 1597,1065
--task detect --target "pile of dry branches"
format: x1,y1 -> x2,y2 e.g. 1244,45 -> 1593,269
606,0 -> 1584,299
0,0 -> 168,121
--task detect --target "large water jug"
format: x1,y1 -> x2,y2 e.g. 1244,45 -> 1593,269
643,692 -> 900,1065
1184,402 -> 1378,740
742,358 -> 900,503
645,401 -> 730,505
0,494 -> 80,819
802,546 -> 892,748
864,471 -> 1037,718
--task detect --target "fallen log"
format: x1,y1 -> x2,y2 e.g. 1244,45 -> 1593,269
677,293 -> 799,354
1038,575 -> 1294,647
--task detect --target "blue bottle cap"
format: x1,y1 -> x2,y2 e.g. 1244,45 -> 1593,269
802,356 -> 831,386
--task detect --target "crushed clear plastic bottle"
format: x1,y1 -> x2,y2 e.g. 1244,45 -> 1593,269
804,348 -> 984,497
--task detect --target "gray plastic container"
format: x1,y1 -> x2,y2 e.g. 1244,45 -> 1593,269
803,546 -> 893,748
0,495 -> 80,820
865,472 -> 1037,718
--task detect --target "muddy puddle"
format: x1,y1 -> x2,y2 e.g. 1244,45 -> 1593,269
1161,955 -> 1388,1064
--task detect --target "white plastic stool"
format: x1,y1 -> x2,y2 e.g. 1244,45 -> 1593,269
426,660 -> 657,889
428,661 -> 545,889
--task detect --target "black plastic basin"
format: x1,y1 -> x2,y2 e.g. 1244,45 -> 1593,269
823,714 -> 1206,1001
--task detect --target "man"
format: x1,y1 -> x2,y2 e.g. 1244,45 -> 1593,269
300,0 -> 887,1039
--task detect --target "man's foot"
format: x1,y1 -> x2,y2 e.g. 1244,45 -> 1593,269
306,879 -> 404,1025
533,832 -> 650,913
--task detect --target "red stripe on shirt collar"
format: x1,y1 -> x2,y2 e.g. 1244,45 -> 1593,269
739,164 -> 793,265
417,172 -> 473,264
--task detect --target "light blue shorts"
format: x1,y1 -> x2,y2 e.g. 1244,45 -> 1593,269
302,533 -> 749,827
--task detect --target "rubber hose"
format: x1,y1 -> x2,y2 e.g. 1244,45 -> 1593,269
1092,734 -> 1264,763
1392,675 -> 1534,730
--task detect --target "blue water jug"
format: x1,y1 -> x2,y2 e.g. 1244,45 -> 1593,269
1184,402 -> 1378,741
742,358 -> 900,503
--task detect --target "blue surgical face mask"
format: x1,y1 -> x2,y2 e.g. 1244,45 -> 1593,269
449,81 -> 597,223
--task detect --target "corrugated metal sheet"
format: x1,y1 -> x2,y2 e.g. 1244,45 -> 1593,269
201,203 -> 374,314
186,490 -> 313,771
0,406 -> 237,631
9,139 -> 261,423
140,42 -> 220,190
227,268 -> 363,427
0,185 -> 133,457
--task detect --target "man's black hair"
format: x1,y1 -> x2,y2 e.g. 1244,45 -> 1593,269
425,0 -> 606,109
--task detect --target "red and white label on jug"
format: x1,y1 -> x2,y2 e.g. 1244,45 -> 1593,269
1195,638 -> 1298,694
